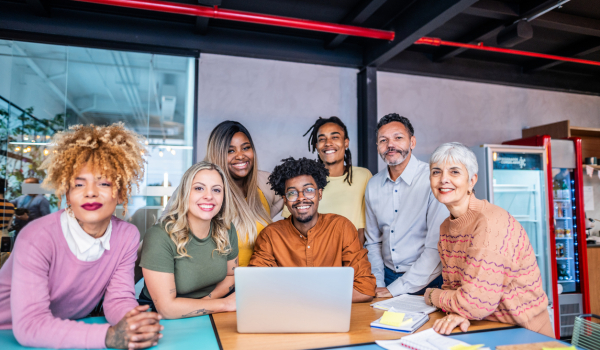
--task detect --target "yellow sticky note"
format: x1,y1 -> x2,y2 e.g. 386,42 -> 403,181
450,344 -> 484,350
379,311 -> 405,327
542,347 -> 576,350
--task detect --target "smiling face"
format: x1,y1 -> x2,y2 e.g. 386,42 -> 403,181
316,122 -> 349,167
430,161 -> 477,207
376,121 -> 415,166
187,169 -> 224,223
283,174 -> 323,224
227,132 -> 255,181
66,164 -> 119,228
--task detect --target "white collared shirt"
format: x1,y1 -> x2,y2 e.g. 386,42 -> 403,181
364,154 -> 449,296
60,210 -> 112,262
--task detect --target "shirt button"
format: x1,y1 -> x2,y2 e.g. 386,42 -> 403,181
395,190 -> 398,193
396,266 -> 398,269
308,246 -> 310,248
392,249 -> 395,251
391,230 -> 394,233
395,210 -> 397,212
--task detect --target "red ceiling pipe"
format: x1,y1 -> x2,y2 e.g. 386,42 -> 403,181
415,37 -> 600,67
73,0 -> 395,41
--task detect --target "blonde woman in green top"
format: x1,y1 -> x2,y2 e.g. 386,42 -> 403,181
140,161 -> 238,319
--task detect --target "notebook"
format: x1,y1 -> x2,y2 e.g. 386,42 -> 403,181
370,307 -> 430,333
376,329 -> 485,350
371,294 -> 438,314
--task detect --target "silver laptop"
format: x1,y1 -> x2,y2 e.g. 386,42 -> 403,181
235,267 -> 353,333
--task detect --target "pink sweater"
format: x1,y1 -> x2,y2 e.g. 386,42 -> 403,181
430,196 -> 553,337
0,210 -> 140,348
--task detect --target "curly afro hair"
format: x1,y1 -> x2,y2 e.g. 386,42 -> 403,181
268,157 -> 329,197
40,122 -> 147,214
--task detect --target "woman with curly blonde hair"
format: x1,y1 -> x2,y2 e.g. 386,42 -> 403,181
139,161 -> 238,319
0,123 -> 163,349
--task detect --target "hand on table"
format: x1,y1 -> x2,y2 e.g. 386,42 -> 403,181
375,287 -> 392,298
105,305 -> 163,349
433,313 -> 470,335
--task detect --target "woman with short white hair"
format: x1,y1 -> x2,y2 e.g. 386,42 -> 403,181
424,142 -> 553,337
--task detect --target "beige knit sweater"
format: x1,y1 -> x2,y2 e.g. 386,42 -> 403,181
430,195 -> 554,338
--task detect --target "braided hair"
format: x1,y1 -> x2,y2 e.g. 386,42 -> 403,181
303,116 -> 353,185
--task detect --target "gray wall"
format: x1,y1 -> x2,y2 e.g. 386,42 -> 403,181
377,72 -> 600,171
196,53 -> 358,173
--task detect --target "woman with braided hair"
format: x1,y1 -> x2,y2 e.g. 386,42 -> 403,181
0,123 -> 163,349
283,117 -> 372,245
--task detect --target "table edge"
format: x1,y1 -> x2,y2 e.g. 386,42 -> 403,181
210,314 -> 224,350
310,325 -> 520,350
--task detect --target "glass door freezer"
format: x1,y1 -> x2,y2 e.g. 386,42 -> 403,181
471,145 -> 554,332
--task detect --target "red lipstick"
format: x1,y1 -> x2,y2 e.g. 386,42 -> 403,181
81,203 -> 103,211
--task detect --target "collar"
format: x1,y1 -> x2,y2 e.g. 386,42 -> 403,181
66,212 -> 112,253
286,213 -> 324,239
384,154 -> 419,186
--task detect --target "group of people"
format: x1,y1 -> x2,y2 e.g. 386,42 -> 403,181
0,113 -> 552,349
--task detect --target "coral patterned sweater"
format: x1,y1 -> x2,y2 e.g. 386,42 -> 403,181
430,196 -> 554,337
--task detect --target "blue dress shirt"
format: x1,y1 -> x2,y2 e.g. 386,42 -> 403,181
364,154 -> 449,296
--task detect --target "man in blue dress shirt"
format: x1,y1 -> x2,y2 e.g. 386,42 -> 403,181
364,114 -> 449,298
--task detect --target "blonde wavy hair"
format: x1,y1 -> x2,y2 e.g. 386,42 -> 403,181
160,161 -> 234,258
206,121 -> 271,247
40,123 -> 146,215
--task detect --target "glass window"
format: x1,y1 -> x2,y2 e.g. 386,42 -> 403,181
0,39 -> 196,241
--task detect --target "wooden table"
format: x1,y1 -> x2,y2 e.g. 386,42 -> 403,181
211,298 -> 515,350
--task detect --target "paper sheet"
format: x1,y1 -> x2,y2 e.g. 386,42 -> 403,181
372,294 -> 438,314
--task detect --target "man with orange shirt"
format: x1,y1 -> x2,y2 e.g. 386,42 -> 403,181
248,157 -> 375,302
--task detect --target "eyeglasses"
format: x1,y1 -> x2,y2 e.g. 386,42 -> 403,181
285,187 -> 317,202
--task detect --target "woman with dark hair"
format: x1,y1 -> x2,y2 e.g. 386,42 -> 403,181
283,117 -> 372,245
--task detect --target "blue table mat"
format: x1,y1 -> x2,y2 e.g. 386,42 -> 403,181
0,315 -> 220,350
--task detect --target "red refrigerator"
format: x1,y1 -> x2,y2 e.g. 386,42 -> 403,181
503,135 -> 590,339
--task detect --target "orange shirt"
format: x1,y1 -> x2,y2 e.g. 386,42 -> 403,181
248,213 -> 376,296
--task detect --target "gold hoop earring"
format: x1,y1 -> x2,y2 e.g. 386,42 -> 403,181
467,190 -> 472,195
66,204 -> 75,217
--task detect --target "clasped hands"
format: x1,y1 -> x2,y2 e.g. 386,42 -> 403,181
105,305 -> 163,349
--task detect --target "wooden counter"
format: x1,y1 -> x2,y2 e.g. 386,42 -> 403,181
588,245 -> 600,315
211,298 -> 515,350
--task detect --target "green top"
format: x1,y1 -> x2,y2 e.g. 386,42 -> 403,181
140,222 -> 238,300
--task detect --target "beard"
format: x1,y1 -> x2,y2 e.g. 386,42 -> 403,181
295,215 -> 314,223
379,147 -> 410,166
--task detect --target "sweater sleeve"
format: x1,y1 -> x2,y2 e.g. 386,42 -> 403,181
10,233 -> 110,349
102,225 -> 140,325
340,219 -> 376,297
432,219 -> 512,320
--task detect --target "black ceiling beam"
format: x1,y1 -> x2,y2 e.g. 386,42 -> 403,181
194,0 -> 221,35
434,20 -> 505,62
25,0 -> 51,17
379,50 -> 600,96
364,0 -> 478,67
465,0 -> 600,37
463,0 -> 519,19
435,0 -> 564,62
0,1 -> 363,67
325,0 -> 388,49
524,38 -> 600,73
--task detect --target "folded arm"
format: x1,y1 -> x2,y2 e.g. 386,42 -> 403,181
10,235 -> 110,348
143,256 -> 237,319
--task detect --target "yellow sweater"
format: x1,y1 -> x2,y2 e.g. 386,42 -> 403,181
237,188 -> 270,267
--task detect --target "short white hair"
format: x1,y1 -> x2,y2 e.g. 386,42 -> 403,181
429,142 -> 478,180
